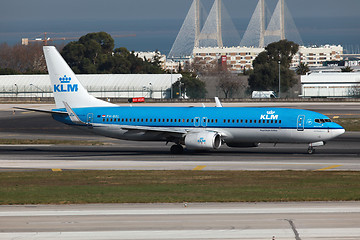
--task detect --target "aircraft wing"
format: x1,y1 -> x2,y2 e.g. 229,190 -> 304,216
119,125 -> 188,134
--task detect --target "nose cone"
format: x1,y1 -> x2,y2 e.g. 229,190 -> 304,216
332,123 -> 345,138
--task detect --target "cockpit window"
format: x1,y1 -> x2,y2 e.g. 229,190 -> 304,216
315,119 -> 331,123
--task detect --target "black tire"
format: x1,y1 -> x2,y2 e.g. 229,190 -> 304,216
307,148 -> 315,154
170,144 -> 184,154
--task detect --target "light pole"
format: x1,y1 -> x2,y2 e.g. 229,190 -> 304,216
149,82 -> 152,98
14,84 -> 18,97
170,61 -> 173,99
278,60 -> 281,98
30,84 -> 45,98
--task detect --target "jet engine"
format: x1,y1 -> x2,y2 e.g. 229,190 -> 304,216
185,131 -> 222,150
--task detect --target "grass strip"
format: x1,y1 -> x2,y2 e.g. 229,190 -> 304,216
0,139 -> 104,145
1,170 -> 360,204
332,118 -> 360,131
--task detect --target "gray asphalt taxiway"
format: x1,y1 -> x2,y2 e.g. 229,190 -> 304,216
1,202 -> 360,240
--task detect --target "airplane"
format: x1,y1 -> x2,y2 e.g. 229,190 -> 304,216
16,46 -> 345,154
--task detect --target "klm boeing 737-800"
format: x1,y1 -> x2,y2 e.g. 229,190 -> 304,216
17,46 -> 345,154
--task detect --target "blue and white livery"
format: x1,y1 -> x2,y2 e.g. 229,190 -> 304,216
21,46 -> 345,154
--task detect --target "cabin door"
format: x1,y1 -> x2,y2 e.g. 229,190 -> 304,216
87,113 -> 94,125
297,115 -> 305,131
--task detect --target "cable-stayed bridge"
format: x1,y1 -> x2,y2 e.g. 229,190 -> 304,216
168,0 -> 302,58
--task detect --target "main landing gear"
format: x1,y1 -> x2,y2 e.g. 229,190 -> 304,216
170,144 -> 184,154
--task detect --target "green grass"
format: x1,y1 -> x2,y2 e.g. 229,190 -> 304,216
1,170 -> 360,204
332,118 -> 360,131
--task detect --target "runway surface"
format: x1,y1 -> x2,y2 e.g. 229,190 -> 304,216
1,202 -> 360,239
0,135 -> 359,171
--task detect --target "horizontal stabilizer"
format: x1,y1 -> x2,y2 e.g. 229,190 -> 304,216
13,107 -> 67,115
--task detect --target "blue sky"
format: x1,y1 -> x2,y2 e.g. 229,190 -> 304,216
1,0 -> 359,53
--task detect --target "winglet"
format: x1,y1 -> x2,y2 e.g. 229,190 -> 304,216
215,97 -> 223,107
63,101 -> 87,125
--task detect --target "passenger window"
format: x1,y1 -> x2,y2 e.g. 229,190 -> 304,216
191,119 -> 194,123
215,119 -> 218,123
103,119 -> 105,122
271,120 -> 273,123
267,120 -> 269,123
262,120 -> 265,123
245,120 -> 248,123
279,120 -> 282,124
241,120 -> 243,123
187,119 -> 189,123
223,119 -> 226,123
228,119 -> 230,123
232,120 -> 235,123
250,120 -> 252,123
254,120 -> 257,123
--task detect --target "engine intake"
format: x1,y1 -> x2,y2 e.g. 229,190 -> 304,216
185,131 -> 221,150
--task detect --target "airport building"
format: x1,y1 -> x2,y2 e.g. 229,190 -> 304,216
300,72 -> 360,98
0,74 -> 182,99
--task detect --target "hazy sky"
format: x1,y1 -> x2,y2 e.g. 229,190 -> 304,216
1,0 -> 359,53
1,0 -> 360,20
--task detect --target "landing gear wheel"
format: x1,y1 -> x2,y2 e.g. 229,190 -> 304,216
170,144 -> 184,154
307,147 -> 315,154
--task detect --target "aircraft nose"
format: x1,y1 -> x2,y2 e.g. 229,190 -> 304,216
333,127 -> 345,137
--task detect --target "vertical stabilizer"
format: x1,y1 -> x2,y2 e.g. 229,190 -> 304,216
43,46 -> 115,108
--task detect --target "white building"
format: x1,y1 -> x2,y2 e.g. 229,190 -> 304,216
0,74 -> 182,99
292,45 -> 343,68
193,46 -> 264,72
192,45 -> 343,72
300,72 -> 360,98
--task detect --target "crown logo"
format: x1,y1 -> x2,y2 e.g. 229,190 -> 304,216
267,110 -> 275,115
59,75 -> 71,83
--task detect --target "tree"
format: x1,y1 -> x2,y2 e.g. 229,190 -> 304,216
217,70 -> 242,98
296,62 -> 310,75
173,71 -> 207,99
61,32 -> 164,74
0,42 -> 47,73
248,40 -> 299,94
341,66 -> 354,72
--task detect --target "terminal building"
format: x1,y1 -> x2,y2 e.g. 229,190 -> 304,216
300,72 -> 360,98
0,74 -> 182,99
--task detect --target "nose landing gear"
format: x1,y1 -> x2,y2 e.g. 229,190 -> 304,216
308,141 -> 325,154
